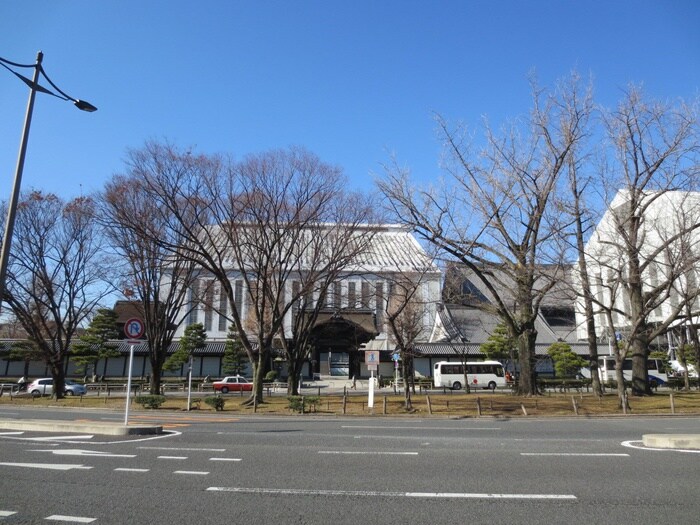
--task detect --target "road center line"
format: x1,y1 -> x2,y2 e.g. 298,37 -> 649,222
114,468 -> 150,472
341,425 -> 500,431
139,446 -> 225,452
318,451 -> 418,456
45,515 -> 96,523
206,487 -> 576,500
210,457 -> 242,462
0,511 -> 17,517
520,453 -> 629,457
157,456 -> 188,460
174,470 -> 209,475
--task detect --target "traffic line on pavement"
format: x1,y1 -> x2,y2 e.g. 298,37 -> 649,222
0,462 -> 92,471
26,435 -> 95,441
157,455 -> 188,460
341,425 -> 501,431
318,451 -> 418,456
206,487 -> 577,500
520,453 -> 629,457
45,514 -> 96,523
0,431 -> 24,436
0,510 -> 17,517
139,446 -> 225,452
209,457 -> 242,462
30,448 -> 136,458
174,470 -> 209,475
114,468 -> 150,472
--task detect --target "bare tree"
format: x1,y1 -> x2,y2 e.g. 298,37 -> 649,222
2,191 -> 112,398
100,173 -> 200,395
593,87 -> 700,395
383,274 -> 433,410
116,142 -> 373,404
379,75 -> 590,395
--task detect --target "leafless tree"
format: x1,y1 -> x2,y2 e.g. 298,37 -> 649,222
2,191 -> 112,398
379,75 -> 590,395
117,142 -> 374,404
99,175 -> 201,394
593,87 -> 700,395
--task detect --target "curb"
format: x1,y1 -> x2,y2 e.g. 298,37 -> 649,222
642,433 -> 700,450
0,418 -> 162,436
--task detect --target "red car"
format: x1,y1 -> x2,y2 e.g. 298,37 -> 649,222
212,375 -> 253,393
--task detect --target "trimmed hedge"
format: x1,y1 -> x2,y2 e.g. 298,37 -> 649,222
204,395 -> 226,411
135,395 -> 166,409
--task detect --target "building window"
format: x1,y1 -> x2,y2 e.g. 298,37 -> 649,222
375,282 -> 384,326
348,282 -> 356,309
218,285 -> 228,332
334,282 -> 342,309
361,281 -> 370,309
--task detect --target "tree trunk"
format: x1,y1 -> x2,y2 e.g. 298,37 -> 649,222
287,357 -> 302,396
517,329 -> 538,395
401,360 -> 412,410
630,337 -> 651,396
50,360 -> 66,400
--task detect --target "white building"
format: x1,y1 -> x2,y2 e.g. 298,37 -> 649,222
173,224 -> 442,379
575,190 -> 700,344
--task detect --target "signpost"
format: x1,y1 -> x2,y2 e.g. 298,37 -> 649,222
123,318 -> 144,425
365,351 -> 379,408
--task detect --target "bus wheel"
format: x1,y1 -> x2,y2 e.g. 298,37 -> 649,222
452,381 -> 462,390
488,381 -> 497,391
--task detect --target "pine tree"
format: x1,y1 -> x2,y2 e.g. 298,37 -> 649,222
164,323 -> 207,372
71,309 -> 120,376
222,325 -> 247,376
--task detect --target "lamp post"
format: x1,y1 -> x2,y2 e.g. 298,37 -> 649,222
0,51 -> 96,312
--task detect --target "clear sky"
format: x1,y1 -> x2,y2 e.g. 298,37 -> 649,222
1,0 -> 699,201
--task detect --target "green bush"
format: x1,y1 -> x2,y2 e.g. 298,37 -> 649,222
264,370 -> 278,382
135,395 -> 166,409
287,395 -> 320,413
204,395 -> 226,411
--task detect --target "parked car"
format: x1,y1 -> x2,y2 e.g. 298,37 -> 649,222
212,375 -> 253,393
27,378 -> 87,397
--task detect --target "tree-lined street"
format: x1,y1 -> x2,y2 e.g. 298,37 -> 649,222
1,407 -> 698,524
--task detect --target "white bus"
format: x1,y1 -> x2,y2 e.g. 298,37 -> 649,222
582,357 -> 669,387
433,360 -> 507,390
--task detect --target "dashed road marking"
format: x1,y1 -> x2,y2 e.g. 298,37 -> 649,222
139,446 -> 225,452
114,467 -> 149,472
45,515 -> 96,523
0,462 -> 92,471
174,470 -> 209,475
206,486 -> 576,500
209,457 -> 242,462
521,453 -> 629,457
157,455 -> 187,460
318,451 -> 418,456
26,435 -> 94,441
0,510 -> 17,517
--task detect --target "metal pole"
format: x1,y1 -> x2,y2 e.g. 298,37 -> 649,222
124,343 -> 135,425
0,51 -> 42,312
187,356 -> 193,411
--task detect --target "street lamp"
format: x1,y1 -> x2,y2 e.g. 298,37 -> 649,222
0,51 -> 96,313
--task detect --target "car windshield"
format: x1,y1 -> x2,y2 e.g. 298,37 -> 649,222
65,380 -> 76,385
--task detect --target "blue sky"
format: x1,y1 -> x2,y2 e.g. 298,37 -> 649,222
1,1 -> 699,201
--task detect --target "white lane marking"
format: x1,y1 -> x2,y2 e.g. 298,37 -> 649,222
341,425 -> 500,431
0,462 -> 92,471
174,470 -> 209,475
45,515 -> 96,523
29,448 -> 136,458
622,440 -> 700,454
0,431 -> 24,436
0,510 -> 17,517
157,455 -> 187,460
209,457 -> 242,462
139,446 -> 225,452
319,451 -> 418,456
114,468 -> 150,472
521,453 -> 629,457
206,487 -> 576,500
27,435 -> 94,441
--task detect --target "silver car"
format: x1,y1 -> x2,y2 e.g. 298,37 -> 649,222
27,378 -> 87,397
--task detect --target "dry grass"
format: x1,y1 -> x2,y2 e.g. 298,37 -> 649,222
3,390 -> 700,417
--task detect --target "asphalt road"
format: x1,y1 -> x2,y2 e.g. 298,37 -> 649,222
1,407 -> 699,524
